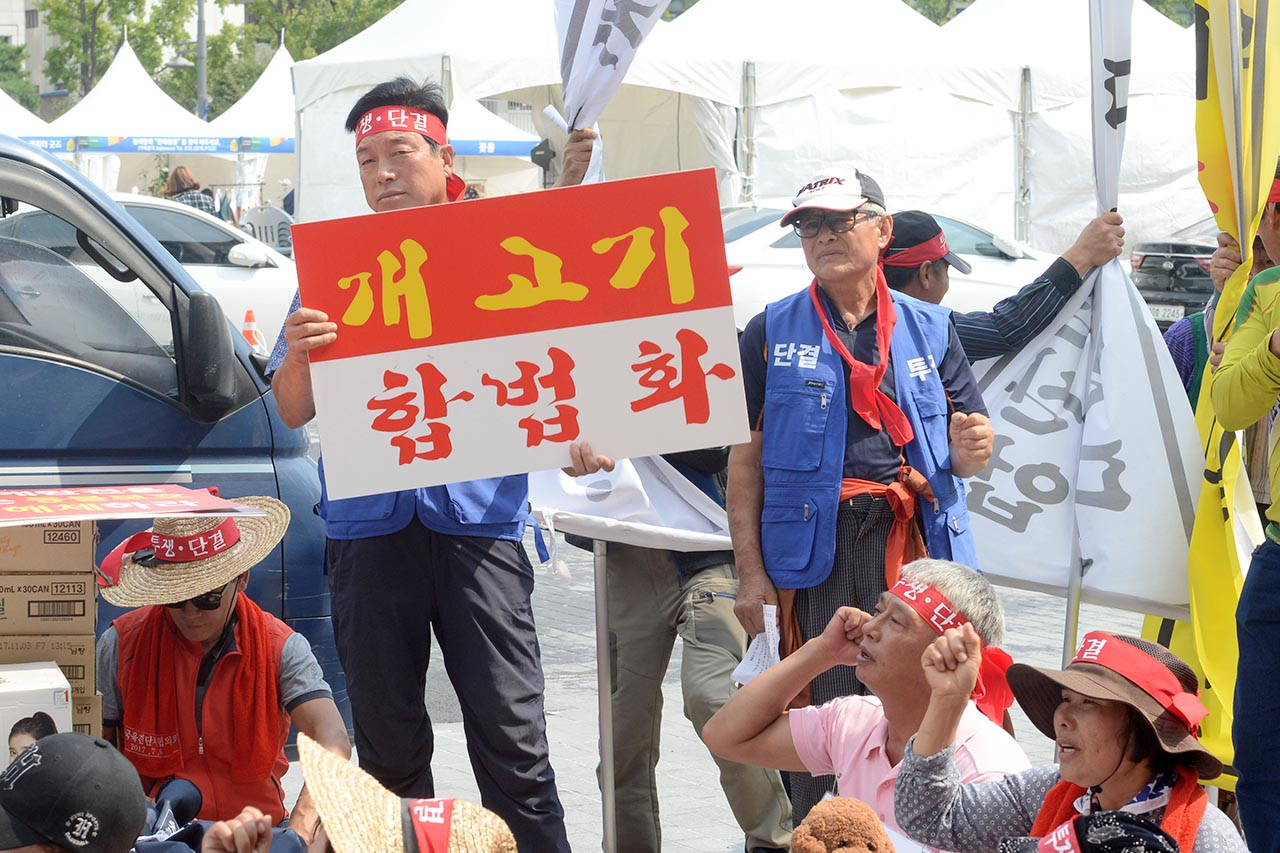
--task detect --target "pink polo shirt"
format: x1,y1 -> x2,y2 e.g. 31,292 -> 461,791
789,695 -> 1030,840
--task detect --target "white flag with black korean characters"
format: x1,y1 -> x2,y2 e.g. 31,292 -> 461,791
550,0 -> 670,183
965,0 -> 1202,618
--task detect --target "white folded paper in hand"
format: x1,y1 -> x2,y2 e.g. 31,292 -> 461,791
732,603 -> 780,685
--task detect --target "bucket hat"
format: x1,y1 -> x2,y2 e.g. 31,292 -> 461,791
1007,632 -> 1220,780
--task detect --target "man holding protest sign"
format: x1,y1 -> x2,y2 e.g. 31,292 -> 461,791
267,77 -> 602,853
727,168 -> 994,819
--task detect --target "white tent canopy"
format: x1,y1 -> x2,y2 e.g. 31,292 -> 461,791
1,89 -> 47,137
448,98 -> 542,197
47,42 -> 218,141
208,43 -> 297,142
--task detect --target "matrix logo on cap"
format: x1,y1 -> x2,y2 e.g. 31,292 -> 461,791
0,748 -> 40,789
798,176 -> 846,196
64,811 -> 100,847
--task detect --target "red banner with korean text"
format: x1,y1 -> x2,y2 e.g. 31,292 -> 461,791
0,486 -> 265,526
292,169 -> 748,500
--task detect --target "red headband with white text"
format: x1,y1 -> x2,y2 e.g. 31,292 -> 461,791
355,106 -> 447,148
1071,631 -> 1208,733
888,578 -> 1014,724
354,105 -> 467,202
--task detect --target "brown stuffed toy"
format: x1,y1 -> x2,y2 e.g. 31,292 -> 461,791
790,797 -> 896,853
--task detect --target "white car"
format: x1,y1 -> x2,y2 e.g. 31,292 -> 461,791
722,207 -> 1058,330
0,194 -> 296,349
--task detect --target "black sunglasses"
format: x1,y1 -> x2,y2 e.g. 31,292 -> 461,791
164,579 -> 235,612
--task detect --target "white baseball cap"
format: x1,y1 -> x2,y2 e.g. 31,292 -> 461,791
780,168 -> 887,227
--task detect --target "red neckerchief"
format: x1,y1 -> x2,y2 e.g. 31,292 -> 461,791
807,271 -> 914,446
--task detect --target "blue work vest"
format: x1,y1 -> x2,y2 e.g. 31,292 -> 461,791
760,287 -> 977,588
316,457 -> 529,542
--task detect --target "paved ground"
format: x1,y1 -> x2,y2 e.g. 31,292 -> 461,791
285,532 -> 1142,852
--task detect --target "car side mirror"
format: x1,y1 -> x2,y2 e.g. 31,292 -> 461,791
228,242 -> 272,268
184,291 -> 237,422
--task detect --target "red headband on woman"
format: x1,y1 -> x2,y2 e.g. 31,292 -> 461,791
1268,178 -> 1280,204
1071,632 -> 1208,733
887,578 -> 1014,724
96,517 -> 242,588
882,232 -> 950,268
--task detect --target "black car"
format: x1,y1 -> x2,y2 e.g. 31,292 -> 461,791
1131,217 -> 1217,330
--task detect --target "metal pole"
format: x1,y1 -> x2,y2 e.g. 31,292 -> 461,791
196,0 -> 207,118
594,539 -> 616,853
1015,66 -> 1032,242
740,60 -> 756,207
441,54 -> 453,108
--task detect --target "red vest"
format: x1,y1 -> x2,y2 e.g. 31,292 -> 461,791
114,606 -> 293,823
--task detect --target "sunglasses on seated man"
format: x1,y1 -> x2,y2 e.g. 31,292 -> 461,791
792,209 -> 880,238
164,579 -> 236,612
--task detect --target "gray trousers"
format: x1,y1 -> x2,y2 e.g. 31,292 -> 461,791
600,542 -> 793,852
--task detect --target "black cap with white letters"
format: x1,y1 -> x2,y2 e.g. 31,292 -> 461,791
0,733 -> 146,853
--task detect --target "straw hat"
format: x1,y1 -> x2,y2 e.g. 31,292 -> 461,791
97,496 -> 289,608
297,734 -> 516,853
1007,633 -> 1222,780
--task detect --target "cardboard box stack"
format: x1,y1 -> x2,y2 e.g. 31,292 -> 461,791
0,521 -> 101,757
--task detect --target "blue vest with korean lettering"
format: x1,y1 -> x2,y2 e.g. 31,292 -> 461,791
315,457 -> 529,542
760,288 -> 977,589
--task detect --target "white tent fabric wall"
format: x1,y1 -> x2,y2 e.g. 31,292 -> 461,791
495,82 -> 740,202
935,0 -> 1202,251
750,89 -> 1019,236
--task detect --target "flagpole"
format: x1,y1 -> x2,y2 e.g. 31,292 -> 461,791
1227,0 -> 1248,241
594,538 -> 617,853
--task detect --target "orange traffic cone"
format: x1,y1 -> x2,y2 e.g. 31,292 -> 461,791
242,310 -> 269,355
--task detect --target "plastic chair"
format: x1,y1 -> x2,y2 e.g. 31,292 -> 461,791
240,206 -> 294,257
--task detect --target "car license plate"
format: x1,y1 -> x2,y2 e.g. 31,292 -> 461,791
1149,304 -> 1185,322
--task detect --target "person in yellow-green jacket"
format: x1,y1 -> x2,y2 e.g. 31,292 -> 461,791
1209,162 -> 1280,852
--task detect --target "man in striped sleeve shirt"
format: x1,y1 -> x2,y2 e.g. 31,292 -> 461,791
883,211 -> 1125,363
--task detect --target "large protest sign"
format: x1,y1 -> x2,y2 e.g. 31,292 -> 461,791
292,169 -> 747,501
1144,0 -> 1280,776
549,0 -> 670,182
966,0 -> 1203,620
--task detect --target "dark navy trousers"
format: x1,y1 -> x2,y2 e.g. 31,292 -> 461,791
326,520 -> 570,852
1235,538 -> 1280,850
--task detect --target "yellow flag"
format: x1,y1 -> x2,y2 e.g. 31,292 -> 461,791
1144,0 -> 1280,786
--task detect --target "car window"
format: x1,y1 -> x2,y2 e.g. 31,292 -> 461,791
723,208 -> 786,243
0,214 -> 178,400
124,204 -> 241,266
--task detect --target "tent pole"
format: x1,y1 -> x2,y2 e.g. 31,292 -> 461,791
741,61 -> 756,207
594,539 -> 617,853
441,54 -> 454,108
1016,66 -> 1032,243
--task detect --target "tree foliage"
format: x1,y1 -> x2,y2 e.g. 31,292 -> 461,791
0,41 -> 39,111
156,0 -> 401,120
38,0 -> 196,96
906,0 -> 1192,24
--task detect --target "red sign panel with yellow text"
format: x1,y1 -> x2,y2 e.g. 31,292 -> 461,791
293,169 -> 747,500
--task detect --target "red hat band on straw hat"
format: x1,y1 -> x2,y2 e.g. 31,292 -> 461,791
407,798 -> 454,853
96,517 -> 242,588
1071,632 -> 1208,733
